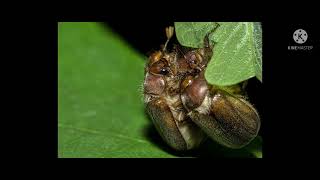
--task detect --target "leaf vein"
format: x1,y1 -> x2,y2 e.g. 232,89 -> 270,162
59,123 -> 150,144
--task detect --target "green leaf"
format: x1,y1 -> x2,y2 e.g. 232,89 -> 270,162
58,22 -> 175,158
175,22 -> 218,48
174,22 -> 262,86
58,22 -> 262,158
205,22 -> 262,86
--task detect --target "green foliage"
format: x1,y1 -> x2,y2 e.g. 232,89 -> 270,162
175,22 -> 218,48
175,22 -> 262,86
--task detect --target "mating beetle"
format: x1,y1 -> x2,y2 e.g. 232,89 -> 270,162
143,27 -> 260,151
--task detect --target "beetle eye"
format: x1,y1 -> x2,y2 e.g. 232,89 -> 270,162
149,59 -> 170,75
190,55 -> 197,63
160,67 -> 169,75
185,52 -> 200,68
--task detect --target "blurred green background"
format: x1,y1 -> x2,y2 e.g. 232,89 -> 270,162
58,22 -> 262,158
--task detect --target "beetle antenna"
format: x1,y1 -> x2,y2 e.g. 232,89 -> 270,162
163,26 -> 174,52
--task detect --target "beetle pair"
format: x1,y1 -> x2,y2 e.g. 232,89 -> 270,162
143,27 -> 260,151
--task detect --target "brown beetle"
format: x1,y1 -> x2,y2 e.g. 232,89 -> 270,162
143,27 -> 260,150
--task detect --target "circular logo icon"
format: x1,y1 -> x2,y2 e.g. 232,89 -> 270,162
293,29 -> 308,44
